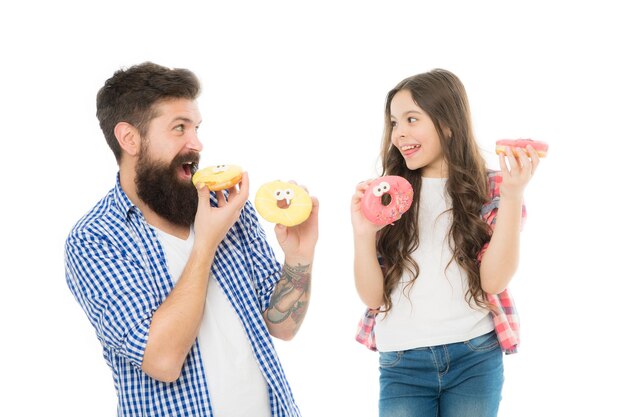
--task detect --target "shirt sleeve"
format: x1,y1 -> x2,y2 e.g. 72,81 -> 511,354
65,227 -> 160,368
238,201 -> 282,312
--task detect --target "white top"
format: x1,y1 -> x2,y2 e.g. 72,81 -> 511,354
155,228 -> 271,417
374,177 -> 494,352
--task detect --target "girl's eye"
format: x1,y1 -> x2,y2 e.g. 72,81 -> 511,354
390,121 -> 397,128
408,117 -> 417,123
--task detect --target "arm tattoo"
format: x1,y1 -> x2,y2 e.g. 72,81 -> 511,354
266,263 -> 311,325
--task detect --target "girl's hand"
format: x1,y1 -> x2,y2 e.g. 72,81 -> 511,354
351,179 -> 385,237
498,145 -> 540,200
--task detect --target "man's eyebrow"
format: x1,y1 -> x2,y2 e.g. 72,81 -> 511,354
171,116 -> 201,125
172,116 -> 193,123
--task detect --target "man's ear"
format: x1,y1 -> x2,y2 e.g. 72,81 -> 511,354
114,122 -> 141,156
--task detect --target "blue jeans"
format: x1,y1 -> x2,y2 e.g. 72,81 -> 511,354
379,331 -> 504,417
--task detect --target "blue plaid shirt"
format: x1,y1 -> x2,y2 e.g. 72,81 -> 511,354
65,175 -> 301,416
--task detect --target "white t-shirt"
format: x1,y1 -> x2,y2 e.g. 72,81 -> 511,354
155,228 -> 270,417
374,177 -> 494,352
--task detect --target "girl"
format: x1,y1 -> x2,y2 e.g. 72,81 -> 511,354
351,69 -> 539,417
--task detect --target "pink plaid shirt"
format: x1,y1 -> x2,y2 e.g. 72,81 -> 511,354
355,170 -> 524,355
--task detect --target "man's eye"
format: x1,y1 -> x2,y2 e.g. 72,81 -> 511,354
174,125 -> 184,132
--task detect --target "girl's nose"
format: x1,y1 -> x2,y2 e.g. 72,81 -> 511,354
394,122 -> 407,139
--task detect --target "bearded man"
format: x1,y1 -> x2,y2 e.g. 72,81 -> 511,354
65,62 -> 318,417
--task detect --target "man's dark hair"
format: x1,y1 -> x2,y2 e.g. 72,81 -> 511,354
96,62 -> 201,162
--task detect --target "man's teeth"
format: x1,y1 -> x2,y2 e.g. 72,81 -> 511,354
185,162 -> 198,174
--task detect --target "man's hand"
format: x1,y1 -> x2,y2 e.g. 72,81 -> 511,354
274,183 -> 319,265
142,173 -> 249,382
194,172 -> 250,251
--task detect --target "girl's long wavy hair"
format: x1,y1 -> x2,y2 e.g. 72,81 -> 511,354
377,69 -> 493,313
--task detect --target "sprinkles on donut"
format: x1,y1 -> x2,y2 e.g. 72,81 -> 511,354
361,175 -> 414,226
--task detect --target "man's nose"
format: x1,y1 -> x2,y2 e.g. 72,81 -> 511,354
187,130 -> 203,152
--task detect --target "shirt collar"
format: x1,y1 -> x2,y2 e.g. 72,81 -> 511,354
112,172 -> 139,221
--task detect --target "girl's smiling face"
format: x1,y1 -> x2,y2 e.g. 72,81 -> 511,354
390,89 -> 448,178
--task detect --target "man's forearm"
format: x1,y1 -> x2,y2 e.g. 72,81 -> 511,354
142,244 -> 215,382
264,263 -> 311,340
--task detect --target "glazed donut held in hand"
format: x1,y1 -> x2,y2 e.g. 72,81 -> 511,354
255,180 -> 313,227
496,139 -> 549,158
192,164 -> 244,191
361,175 -> 413,226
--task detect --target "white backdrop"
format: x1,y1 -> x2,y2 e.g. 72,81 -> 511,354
2,1 -> 624,416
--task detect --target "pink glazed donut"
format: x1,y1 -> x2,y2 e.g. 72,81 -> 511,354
361,176 -> 414,226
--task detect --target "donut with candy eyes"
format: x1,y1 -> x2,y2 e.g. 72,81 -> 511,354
361,175 -> 414,226
192,164 -> 244,191
254,180 -> 313,227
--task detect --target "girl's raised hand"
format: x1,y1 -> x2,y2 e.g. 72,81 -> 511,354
498,145 -> 540,200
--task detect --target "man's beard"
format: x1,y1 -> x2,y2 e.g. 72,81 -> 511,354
135,150 -> 199,228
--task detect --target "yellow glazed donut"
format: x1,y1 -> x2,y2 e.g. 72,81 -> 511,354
254,181 -> 312,227
192,164 -> 243,191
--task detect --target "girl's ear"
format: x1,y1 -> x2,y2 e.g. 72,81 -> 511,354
114,122 -> 141,156
442,125 -> 452,139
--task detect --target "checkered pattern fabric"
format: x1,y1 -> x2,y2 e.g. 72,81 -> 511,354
65,175 -> 301,416
356,170 -> 523,354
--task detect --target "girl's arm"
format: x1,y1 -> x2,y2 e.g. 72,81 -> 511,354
354,231 -> 385,309
352,181 -> 385,309
480,145 -> 540,294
